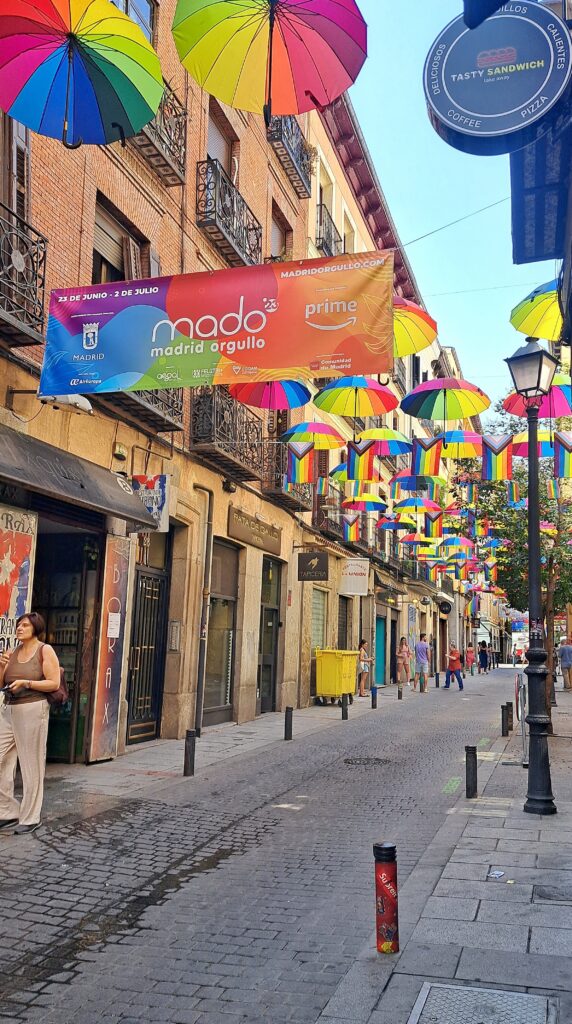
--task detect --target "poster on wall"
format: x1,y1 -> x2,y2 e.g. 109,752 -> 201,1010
340,558 -> 369,597
89,535 -> 131,763
0,505 -> 37,654
132,475 -> 170,532
38,251 -> 394,397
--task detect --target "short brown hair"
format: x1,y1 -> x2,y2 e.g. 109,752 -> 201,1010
16,612 -> 46,638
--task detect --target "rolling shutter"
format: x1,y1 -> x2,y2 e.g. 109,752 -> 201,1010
94,207 -> 124,272
312,588 -> 327,651
271,218 -> 285,258
208,115 -> 231,175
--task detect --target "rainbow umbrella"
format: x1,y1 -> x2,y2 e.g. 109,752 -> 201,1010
513,431 -> 555,458
389,470 -> 447,493
314,377 -> 398,418
330,462 -> 382,484
229,380 -> 310,411
172,0 -> 367,122
401,378 -> 490,421
377,517 -> 416,531
393,497 -> 441,513
438,430 -> 483,459
502,374 -> 572,420
0,0 -> 164,147
510,280 -> 562,342
440,537 -> 475,550
357,427 -> 413,456
281,421 -> 344,449
342,493 -> 387,513
399,533 -> 435,546
393,297 -> 437,357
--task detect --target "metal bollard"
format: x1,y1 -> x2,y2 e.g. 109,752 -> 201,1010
371,687 -> 378,710
342,693 -> 349,720
465,745 -> 477,799
501,704 -> 509,737
373,842 -> 399,954
506,701 -> 514,732
284,706 -> 293,741
435,672 -> 440,689
397,683 -> 403,701
183,729 -> 196,777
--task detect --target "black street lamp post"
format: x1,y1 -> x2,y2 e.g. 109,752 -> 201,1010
505,338 -> 558,816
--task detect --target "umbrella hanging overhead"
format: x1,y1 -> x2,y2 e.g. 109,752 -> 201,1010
314,377 -> 398,418
393,497 -> 441,512
357,427 -> 413,456
0,0 -> 164,147
510,280 -> 562,342
389,470 -> 447,493
172,0 -> 367,122
228,380 -> 310,410
281,421 -> 344,449
399,533 -> 435,546
377,517 -> 416,531
437,430 -> 483,459
329,462 -> 382,484
502,374 -> 572,420
393,297 -> 437,357
440,537 -> 475,550
342,493 -> 387,513
401,378 -> 490,421
513,431 -> 555,458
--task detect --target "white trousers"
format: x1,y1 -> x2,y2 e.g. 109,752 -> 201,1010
0,701 -> 49,825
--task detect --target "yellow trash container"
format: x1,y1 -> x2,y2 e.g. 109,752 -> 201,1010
315,649 -> 359,703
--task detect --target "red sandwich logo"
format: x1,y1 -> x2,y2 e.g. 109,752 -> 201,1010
476,47 -> 517,68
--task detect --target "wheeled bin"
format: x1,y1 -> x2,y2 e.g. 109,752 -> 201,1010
315,648 -> 359,705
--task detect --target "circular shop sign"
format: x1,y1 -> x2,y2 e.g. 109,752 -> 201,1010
423,2 -> 572,155
439,601 -> 453,616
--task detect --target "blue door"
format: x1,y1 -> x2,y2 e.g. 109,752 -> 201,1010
375,617 -> 386,686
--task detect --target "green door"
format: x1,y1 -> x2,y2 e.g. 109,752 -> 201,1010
375,617 -> 386,686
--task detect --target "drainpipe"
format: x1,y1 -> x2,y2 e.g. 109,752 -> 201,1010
193,484 -> 214,738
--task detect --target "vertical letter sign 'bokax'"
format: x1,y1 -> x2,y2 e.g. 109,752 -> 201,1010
38,251 -> 394,397
424,1 -> 572,155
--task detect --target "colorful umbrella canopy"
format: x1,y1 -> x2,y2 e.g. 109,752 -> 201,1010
502,374 -> 572,420
377,517 -> 416,530
438,430 -> 483,459
399,533 -> 435,546
513,431 -> 555,458
342,493 -> 387,513
172,0 -> 367,121
510,280 -> 562,342
393,297 -> 437,357
228,379 -> 310,410
393,497 -> 441,512
401,378 -> 490,421
330,462 -> 382,484
440,537 -> 475,550
281,421 -> 344,449
357,427 -> 413,456
389,471 -> 447,493
0,0 -> 164,147
314,377 -> 398,418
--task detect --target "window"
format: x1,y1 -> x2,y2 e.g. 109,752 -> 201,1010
208,113 -> 232,176
92,204 -> 142,284
1,117 -> 30,220
343,214 -> 355,254
411,354 -> 421,389
312,588 -> 327,652
271,217 -> 286,259
112,0 -> 156,42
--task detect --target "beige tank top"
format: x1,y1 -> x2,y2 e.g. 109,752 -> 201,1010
4,645 -> 47,704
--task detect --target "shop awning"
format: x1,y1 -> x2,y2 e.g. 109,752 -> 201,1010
0,423 -> 157,531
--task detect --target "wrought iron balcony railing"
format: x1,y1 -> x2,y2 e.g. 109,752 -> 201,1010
313,481 -> 345,542
441,576 -> 455,597
393,357 -> 408,395
316,204 -> 343,258
189,386 -> 263,481
0,201 -> 46,347
196,158 -> 262,267
96,387 -> 184,435
267,115 -> 312,198
261,442 -> 314,512
130,81 -> 187,186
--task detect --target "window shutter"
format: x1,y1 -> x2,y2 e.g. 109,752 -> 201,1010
11,121 -> 29,222
123,235 -> 142,280
149,248 -> 161,278
311,589 -> 327,651
208,115 -> 231,175
271,218 -> 285,258
94,207 -> 124,271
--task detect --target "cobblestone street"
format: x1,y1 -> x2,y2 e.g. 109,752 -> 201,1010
0,673 -> 513,1024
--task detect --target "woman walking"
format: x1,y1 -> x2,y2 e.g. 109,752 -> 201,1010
396,636 -> 411,687
0,613 -> 60,835
478,641 -> 488,675
358,639 -> 373,697
465,643 -> 476,676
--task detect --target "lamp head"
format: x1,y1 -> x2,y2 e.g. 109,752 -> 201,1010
505,336 -> 558,401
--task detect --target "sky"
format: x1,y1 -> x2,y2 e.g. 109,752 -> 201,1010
349,0 -> 559,415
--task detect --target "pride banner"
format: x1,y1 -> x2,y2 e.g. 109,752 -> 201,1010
287,442 -> 314,484
410,437 -> 442,476
547,480 -> 560,500
482,434 -> 513,481
38,251 -> 395,396
343,514 -> 360,543
424,510 -> 443,538
347,440 -> 376,481
554,432 -> 572,478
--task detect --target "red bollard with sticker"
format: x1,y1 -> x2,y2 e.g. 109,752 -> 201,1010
373,842 -> 399,954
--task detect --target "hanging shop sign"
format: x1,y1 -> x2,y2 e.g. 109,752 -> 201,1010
89,535 -> 131,763
439,600 -> 453,615
38,251 -> 395,398
340,558 -> 370,597
0,505 -> 37,654
298,551 -> 329,582
131,474 -> 170,532
228,507 -> 281,556
424,2 -> 572,155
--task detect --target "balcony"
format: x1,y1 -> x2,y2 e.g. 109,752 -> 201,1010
196,158 -> 262,267
261,442 -> 313,512
97,388 -> 184,435
267,116 -> 312,198
313,482 -> 345,542
189,386 -> 263,481
130,81 -> 187,186
316,205 -> 343,258
0,201 -> 46,347
393,357 -> 407,395
441,576 -> 455,597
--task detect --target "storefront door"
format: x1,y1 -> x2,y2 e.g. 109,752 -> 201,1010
257,557 -> 281,714
127,567 -> 169,743
204,541 -> 238,727
375,617 -> 386,686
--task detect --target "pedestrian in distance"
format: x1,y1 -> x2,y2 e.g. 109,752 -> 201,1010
396,636 -> 412,688
0,613 -> 61,835
559,637 -> 572,690
512,644 -> 517,668
465,642 -> 476,676
486,643 -> 493,671
414,633 -> 430,692
478,641 -> 488,675
444,642 -> 464,690
358,639 -> 373,698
